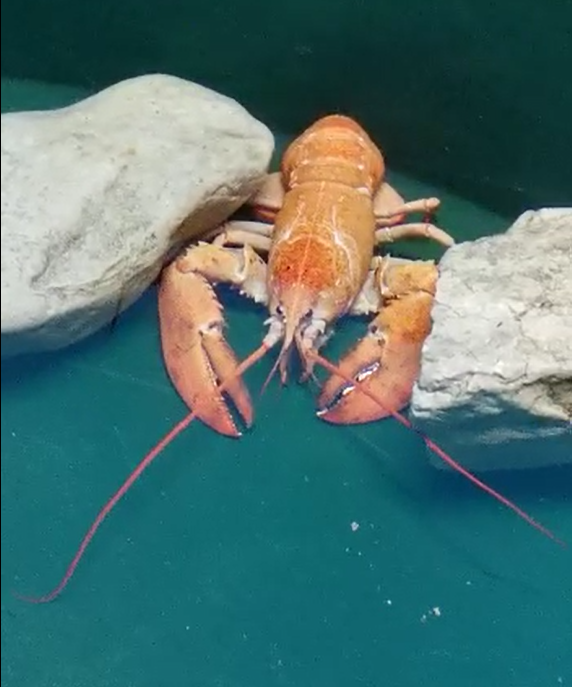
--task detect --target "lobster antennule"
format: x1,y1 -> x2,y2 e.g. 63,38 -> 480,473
15,341 -> 274,605
307,349 -> 566,548
259,339 -> 289,398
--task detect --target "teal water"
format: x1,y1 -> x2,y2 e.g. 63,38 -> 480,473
1,78 -> 571,687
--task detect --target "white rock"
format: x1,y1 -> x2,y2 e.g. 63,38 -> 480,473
1,74 -> 274,357
411,208 -> 572,471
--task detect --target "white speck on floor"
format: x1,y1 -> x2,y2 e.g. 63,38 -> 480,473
350,521 -> 360,531
421,606 -> 442,622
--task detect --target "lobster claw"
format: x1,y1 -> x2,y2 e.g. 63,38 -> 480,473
158,259 -> 253,437
316,262 -> 437,424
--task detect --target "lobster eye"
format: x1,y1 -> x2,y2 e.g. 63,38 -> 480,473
276,305 -> 284,316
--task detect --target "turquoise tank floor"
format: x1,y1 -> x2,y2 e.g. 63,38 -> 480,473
2,77 -> 571,687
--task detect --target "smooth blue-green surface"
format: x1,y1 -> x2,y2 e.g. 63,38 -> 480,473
2,80 -> 571,687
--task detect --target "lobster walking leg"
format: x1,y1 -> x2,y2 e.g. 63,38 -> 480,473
375,223 -> 455,247
203,220 -> 274,248
372,181 -> 455,247
247,172 -> 286,220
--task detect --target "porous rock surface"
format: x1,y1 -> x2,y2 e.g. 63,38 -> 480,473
1,74 -> 274,357
411,207 -> 572,471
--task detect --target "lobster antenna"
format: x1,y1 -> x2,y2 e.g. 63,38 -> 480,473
15,342 -> 273,604
16,337 -> 564,605
307,349 -> 565,547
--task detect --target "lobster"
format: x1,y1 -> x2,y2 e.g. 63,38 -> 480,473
17,115 -> 565,604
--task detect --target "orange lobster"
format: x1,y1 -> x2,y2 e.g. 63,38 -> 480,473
159,114 -> 454,435
17,115 -> 564,604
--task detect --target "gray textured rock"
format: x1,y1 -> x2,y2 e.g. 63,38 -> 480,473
1,74 -> 274,357
410,207 -> 572,471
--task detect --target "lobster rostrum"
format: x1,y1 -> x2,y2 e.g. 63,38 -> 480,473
17,115 -> 564,605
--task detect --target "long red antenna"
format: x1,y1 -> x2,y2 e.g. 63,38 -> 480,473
15,342 -> 272,604
307,350 -> 566,548
16,339 -> 564,605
